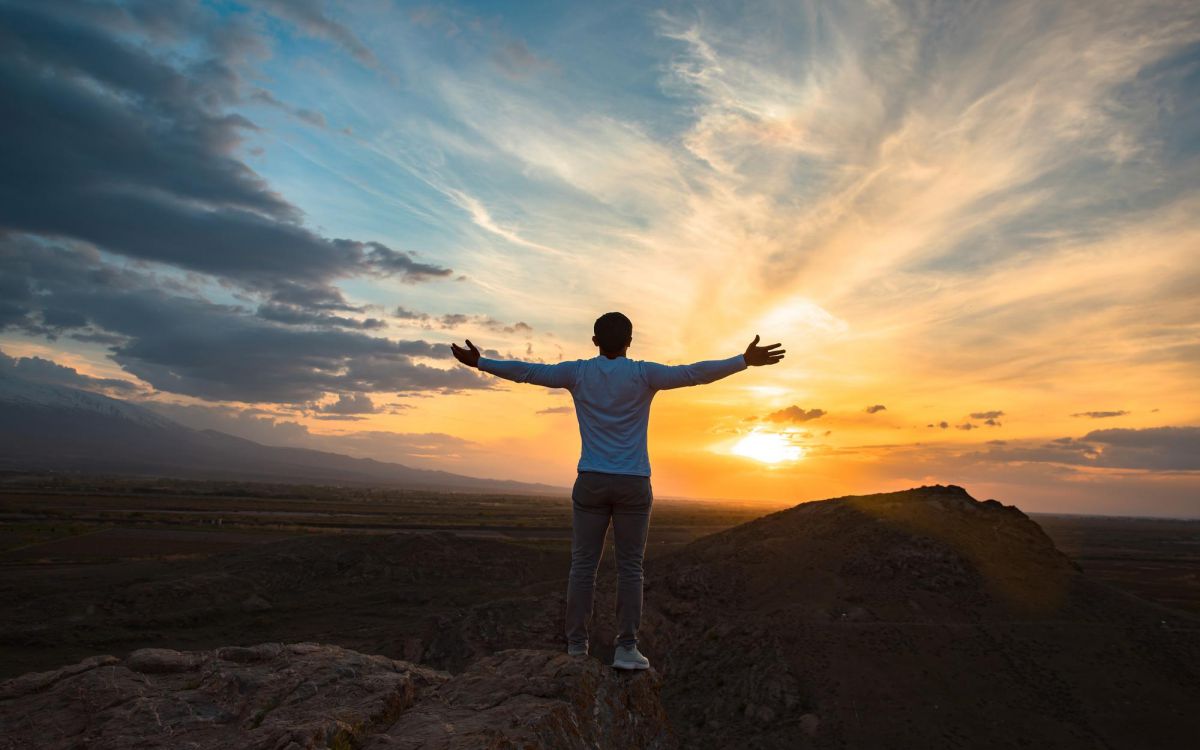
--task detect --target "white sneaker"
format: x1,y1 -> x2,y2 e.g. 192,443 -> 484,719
611,644 -> 650,670
567,643 -> 588,657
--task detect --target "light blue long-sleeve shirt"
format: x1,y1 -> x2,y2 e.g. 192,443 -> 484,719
477,353 -> 748,477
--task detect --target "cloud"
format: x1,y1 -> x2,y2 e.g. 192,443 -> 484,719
313,393 -> 379,415
392,307 -> 534,335
0,2 -> 446,309
1072,410 -> 1130,418
865,404 -> 887,414
492,40 -> 555,79
536,405 -> 573,415
248,89 -> 329,129
257,0 -> 377,66
956,423 -> 978,431
646,0 -> 1199,416
0,349 -> 140,394
766,405 -> 826,423
0,240 -> 490,403
1,0 -> 1197,512
1082,426 -> 1200,471
970,411 -> 1005,420
970,426 -> 1200,471
258,303 -> 387,330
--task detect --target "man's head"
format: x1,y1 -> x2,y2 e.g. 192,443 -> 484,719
593,311 -> 632,357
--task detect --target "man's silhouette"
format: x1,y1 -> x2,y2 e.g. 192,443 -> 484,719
451,312 -> 784,669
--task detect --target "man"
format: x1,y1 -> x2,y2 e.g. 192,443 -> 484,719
450,312 -> 784,670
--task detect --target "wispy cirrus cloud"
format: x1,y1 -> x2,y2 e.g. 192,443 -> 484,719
1,0 -> 1197,513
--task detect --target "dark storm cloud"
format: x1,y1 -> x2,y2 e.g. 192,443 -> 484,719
0,2 -> 448,305
1072,410 -> 1130,419
0,348 -> 140,394
766,405 -> 826,423
0,3 -> 471,405
865,404 -> 887,414
0,240 -> 489,403
104,296 -> 483,402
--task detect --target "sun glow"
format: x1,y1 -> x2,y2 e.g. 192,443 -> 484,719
731,430 -> 804,465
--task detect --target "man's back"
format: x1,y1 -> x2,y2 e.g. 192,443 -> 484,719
452,319 -> 784,669
477,353 -> 747,476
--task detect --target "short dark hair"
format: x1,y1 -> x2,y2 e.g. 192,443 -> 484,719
594,311 -> 632,352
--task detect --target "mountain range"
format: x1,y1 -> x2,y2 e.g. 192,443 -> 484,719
0,373 -> 560,494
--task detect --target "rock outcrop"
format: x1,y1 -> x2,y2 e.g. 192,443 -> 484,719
368,649 -> 675,749
0,644 -> 675,750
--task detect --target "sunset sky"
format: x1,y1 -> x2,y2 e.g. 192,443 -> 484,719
1,0 -> 1197,516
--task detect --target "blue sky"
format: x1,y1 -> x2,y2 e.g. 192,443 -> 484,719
1,0 -> 1198,515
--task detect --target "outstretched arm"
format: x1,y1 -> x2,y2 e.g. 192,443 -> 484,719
451,339 -> 578,389
644,335 -> 785,391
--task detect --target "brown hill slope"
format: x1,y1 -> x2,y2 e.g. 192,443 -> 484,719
660,484 -> 1097,621
640,485 -> 1200,749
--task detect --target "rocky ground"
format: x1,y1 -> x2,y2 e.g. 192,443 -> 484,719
0,643 -> 674,749
2,485 -> 1198,748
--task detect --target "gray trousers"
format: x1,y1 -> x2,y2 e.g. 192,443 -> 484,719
565,471 -> 653,649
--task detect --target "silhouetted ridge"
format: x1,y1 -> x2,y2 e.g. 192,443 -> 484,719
637,486 -> 1199,748
662,485 -> 1085,622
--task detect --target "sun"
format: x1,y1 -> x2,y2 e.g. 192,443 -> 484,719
731,430 -> 804,465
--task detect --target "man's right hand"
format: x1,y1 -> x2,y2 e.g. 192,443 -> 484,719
743,335 -> 785,366
451,339 -> 482,368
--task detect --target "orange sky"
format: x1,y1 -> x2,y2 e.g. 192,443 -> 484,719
1,0 -> 1197,517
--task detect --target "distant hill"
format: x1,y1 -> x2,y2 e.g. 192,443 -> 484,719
642,485 -> 1200,748
0,373 -> 561,494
